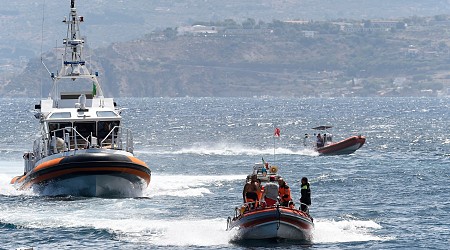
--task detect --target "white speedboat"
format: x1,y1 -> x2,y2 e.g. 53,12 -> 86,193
10,0 -> 151,197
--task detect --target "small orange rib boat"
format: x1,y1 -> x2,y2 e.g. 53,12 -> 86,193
317,135 -> 366,155
307,126 -> 366,155
227,163 -> 314,242
227,205 -> 314,241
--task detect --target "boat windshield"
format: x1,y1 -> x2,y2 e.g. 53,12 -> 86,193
49,112 -> 72,119
49,122 -> 72,137
96,111 -> 118,117
73,122 -> 96,138
48,120 -> 121,140
97,121 -> 120,140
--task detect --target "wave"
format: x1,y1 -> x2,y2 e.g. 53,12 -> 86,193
313,218 -> 391,243
114,218 -> 234,246
0,216 -> 388,247
0,214 -> 233,247
143,174 -> 245,198
0,161 -> 34,196
136,142 -> 318,156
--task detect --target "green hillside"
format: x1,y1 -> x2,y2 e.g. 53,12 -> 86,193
4,17 -> 450,97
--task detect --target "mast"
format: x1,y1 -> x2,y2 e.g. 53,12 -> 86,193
49,0 -> 104,101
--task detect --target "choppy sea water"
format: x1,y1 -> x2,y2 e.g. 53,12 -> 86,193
0,97 -> 449,249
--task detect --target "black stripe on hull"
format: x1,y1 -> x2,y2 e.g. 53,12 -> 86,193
17,153 -> 151,197
32,173 -> 148,197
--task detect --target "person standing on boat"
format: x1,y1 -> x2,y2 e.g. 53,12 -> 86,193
300,177 -> 311,213
264,176 -> 279,206
278,178 -> 292,206
316,133 -> 324,148
243,174 -> 260,207
256,179 -> 264,202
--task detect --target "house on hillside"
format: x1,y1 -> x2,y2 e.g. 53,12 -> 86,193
371,20 -> 400,28
178,25 -> 218,35
302,31 -> 317,38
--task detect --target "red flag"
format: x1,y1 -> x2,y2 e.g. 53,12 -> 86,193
274,127 -> 280,137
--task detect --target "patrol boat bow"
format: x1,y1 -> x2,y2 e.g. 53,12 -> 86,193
10,0 -> 151,197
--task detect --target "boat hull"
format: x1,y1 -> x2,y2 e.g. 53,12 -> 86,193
11,149 -> 151,197
317,135 -> 365,155
228,207 -> 314,242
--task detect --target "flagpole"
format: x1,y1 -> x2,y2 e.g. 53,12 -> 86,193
273,134 -> 276,162
273,127 -> 280,162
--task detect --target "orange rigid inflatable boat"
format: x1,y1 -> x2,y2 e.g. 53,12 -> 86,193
227,162 -> 314,242
10,0 -> 151,197
307,126 -> 366,155
317,135 -> 366,155
227,205 -> 314,241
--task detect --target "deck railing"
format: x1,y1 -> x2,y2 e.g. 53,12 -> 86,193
31,126 -> 134,162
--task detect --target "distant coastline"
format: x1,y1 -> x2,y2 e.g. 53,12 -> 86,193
3,15 -> 450,97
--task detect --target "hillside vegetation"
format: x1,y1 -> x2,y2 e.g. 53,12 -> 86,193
4,16 -> 450,97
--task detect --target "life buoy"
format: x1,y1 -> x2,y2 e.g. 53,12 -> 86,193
270,165 -> 278,173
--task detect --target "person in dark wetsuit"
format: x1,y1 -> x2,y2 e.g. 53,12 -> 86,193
243,174 -> 260,207
300,177 -> 311,213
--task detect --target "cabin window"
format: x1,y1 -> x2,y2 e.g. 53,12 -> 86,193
49,112 -> 71,119
48,122 -> 72,137
73,122 -> 96,138
97,121 -> 120,140
96,111 -> 118,117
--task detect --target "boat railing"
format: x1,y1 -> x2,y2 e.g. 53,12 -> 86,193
233,201 -> 311,218
99,126 -> 134,153
31,125 -> 134,161
23,152 -> 35,174
234,200 -> 268,218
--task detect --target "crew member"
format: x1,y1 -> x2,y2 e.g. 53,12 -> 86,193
264,176 -> 279,206
300,177 -> 311,213
278,178 -> 292,206
316,133 -> 324,147
243,174 -> 259,208
256,179 -> 264,202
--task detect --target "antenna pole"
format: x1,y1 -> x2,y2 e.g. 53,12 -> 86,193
273,127 -> 280,162
273,135 -> 276,162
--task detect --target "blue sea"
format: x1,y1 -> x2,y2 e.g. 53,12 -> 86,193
0,97 -> 449,249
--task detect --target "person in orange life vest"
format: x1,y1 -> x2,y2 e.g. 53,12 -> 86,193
278,178 -> 292,206
264,176 -> 278,206
243,174 -> 260,207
